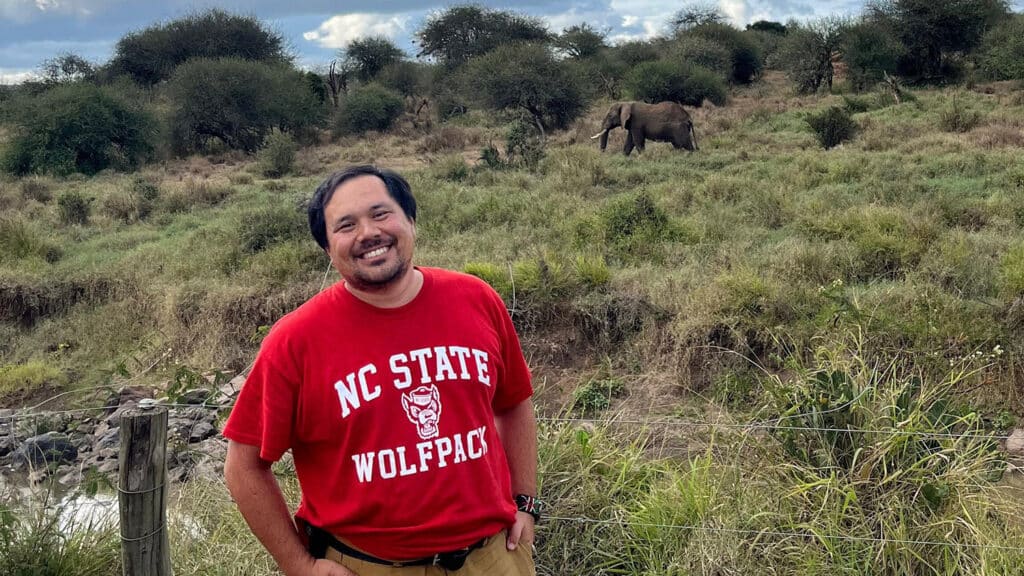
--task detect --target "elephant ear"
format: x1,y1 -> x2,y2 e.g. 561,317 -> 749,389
620,103 -> 632,128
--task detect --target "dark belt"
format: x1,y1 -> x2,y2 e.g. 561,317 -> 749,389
304,522 -> 489,571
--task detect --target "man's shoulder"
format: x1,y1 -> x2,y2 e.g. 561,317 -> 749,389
264,285 -> 341,342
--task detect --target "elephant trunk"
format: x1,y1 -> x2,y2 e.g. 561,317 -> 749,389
592,129 -> 609,151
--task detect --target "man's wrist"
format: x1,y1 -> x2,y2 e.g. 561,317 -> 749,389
514,493 -> 543,522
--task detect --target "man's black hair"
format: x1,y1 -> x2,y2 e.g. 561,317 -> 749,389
308,165 -> 417,250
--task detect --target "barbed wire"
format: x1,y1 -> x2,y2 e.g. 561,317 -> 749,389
2,403 -> 1017,444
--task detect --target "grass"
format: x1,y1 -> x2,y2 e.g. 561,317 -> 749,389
2,78 -> 1024,574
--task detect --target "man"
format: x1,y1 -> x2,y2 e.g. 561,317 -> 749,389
223,165 -> 540,576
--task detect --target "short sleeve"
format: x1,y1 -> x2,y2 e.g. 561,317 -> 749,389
222,332 -> 300,462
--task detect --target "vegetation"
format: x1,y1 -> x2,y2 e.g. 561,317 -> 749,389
165,58 -> 323,154
107,9 -> 288,85
0,83 -> 155,176
3,3 -> 1024,575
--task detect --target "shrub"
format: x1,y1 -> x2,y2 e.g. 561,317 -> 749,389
19,177 -> 51,202
160,179 -> 231,213
504,120 -> 545,170
686,22 -> 764,84
938,95 -> 982,133
0,360 -> 64,399
0,83 -> 155,176
669,35 -> 732,78
977,14 -> 1024,81
626,60 -> 727,107
842,21 -> 902,91
238,204 -> 306,254
166,58 -> 324,154
576,192 -> 695,263
807,106 -> 857,149
378,61 -> 427,97
333,84 -> 404,136
108,9 -> 288,85
0,217 -> 60,263
257,129 -> 298,178
572,376 -> 625,414
462,42 -> 587,132
57,190 -> 91,225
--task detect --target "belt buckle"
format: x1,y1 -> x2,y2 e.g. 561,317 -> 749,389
431,553 -> 442,566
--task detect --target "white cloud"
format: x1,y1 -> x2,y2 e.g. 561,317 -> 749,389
302,12 -> 411,50
0,68 -> 37,84
720,0 -> 748,25
1,0 -> 118,21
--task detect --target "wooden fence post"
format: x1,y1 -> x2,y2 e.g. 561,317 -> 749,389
118,406 -> 173,576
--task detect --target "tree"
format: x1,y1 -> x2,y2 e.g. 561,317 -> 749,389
777,18 -> 848,93
462,42 -> 586,135
415,4 -> 550,67
39,53 -> 95,84
976,14 -> 1024,80
670,2 -> 727,33
341,36 -> 405,83
109,9 -> 288,85
612,40 -> 661,67
842,21 -> 903,91
867,0 -> 1009,79
1,83 -> 155,176
555,23 -> 608,59
333,84 -> 404,136
165,58 -> 323,154
684,23 -> 763,84
626,60 -> 727,107
747,21 -> 787,35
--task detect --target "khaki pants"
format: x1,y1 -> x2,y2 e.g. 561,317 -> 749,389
324,530 -> 535,576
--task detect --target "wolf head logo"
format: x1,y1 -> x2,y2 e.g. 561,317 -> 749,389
401,385 -> 442,440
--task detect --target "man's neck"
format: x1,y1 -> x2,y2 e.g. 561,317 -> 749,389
345,268 -> 424,309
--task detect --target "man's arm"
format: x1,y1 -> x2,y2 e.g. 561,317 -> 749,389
224,440 -> 355,576
494,398 -> 538,550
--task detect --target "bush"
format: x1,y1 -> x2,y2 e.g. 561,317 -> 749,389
576,192 -> 695,263
378,61 -> 427,97
504,120 -> 545,170
108,9 -> 288,85
0,83 -> 155,176
238,204 -> 306,254
807,106 -> 857,149
333,84 -> 404,136
0,217 -> 61,263
842,21 -> 902,91
626,60 -> 727,107
166,58 -> 324,154
938,95 -> 983,133
977,15 -> 1024,81
685,23 -> 763,84
101,176 -> 159,222
57,190 -> 91,225
462,42 -> 587,132
669,35 -> 732,78
257,130 -> 298,178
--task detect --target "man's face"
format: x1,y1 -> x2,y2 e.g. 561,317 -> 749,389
323,175 -> 416,292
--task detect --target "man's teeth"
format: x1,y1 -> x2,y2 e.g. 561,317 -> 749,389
362,247 -> 388,259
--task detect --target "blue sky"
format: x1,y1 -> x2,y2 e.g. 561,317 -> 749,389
1,0 -> 1021,84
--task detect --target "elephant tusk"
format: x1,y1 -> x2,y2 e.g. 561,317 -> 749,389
590,130 -> 607,139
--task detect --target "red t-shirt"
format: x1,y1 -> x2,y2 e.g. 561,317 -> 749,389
222,267 -> 533,559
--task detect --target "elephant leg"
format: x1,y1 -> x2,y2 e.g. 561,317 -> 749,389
633,130 -> 645,153
623,132 -> 635,156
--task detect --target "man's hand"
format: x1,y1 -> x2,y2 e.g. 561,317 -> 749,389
309,558 -> 358,575
505,510 -> 535,551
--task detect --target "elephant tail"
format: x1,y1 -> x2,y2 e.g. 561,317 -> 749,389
689,123 -> 699,151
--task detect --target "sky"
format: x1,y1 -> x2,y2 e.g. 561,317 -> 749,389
1,0 -> 1022,84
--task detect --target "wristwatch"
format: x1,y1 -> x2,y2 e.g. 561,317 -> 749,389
514,494 -> 543,523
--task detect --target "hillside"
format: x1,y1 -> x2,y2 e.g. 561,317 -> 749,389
2,73 -> 1024,574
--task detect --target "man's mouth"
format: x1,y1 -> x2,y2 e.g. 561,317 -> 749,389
359,246 -> 389,259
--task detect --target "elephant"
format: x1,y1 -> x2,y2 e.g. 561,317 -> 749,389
591,101 -> 698,156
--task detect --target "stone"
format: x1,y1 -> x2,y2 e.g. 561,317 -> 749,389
16,432 -> 78,466
1006,428 -> 1024,455
96,427 -> 120,451
180,388 -> 212,405
188,421 -> 217,443
97,459 -> 119,474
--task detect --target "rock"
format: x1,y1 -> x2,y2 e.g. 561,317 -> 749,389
58,465 -> 83,485
188,421 -> 217,443
15,432 -> 78,467
1006,429 -> 1024,455
97,447 -> 119,461
96,427 -> 120,451
29,468 -> 50,484
180,388 -> 212,405
97,459 -> 119,475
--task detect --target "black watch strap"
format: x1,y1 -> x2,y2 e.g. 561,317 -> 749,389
514,494 -> 543,522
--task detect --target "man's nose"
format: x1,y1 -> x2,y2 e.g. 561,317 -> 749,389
356,219 -> 382,240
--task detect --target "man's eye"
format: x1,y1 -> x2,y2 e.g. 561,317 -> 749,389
373,211 -> 389,220
337,223 -> 354,232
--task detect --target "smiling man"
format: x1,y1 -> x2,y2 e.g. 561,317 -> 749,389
223,165 -> 540,576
